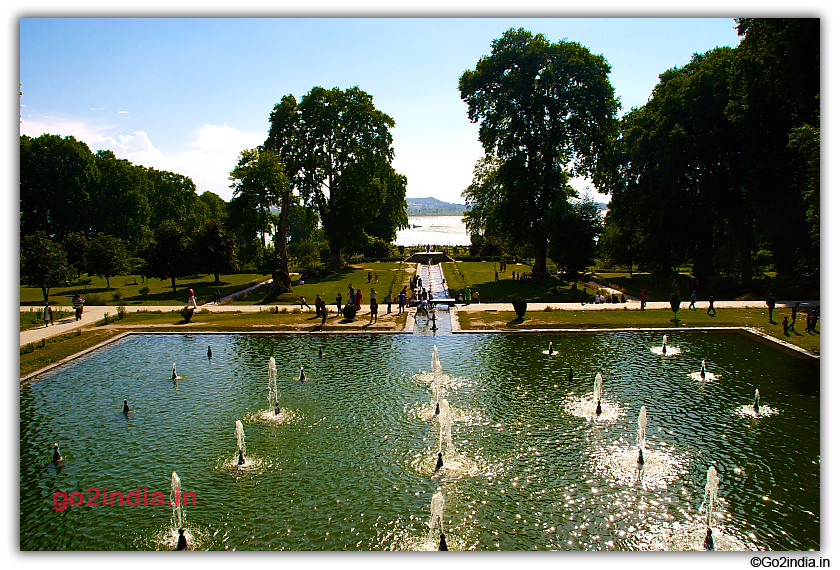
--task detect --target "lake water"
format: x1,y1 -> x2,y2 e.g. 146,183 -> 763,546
396,216 -> 470,247
20,331 -> 819,550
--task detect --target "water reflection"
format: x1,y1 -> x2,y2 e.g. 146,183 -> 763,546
20,332 -> 818,550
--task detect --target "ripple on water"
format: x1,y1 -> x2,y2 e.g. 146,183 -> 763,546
650,346 -> 683,356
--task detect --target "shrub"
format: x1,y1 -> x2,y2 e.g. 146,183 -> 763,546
511,294 -> 527,318
85,294 -> 107,306
180,307 -> 195,323
139,286 -> 151,298
102,312 -> 110,325
111,291 -> 122,301
543,305 -> 554,312
117,305 -> 127,320
343,303 -> 357,320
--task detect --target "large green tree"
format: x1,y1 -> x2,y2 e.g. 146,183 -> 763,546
459,28 -> 619,275
727,18 -> 819,277
228,148 -> 294,292
91,150 -> 151,248
266,86 -> 404,268
143,221 -> 192,292
85,233 -> 130,289
20,134 -> 98,239
192,218 -> 238,284
605,48 -> 747,283
20,232 -> 72,302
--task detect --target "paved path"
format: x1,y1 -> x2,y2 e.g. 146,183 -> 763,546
21,298 -> 817,347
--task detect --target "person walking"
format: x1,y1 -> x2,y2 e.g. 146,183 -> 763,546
320,298 -> 328,326
640,288 -> 648,310
791,302 -> 800,329
187,288 -> 198,309
300,296 -> 311,310
767,294 -> 776,323
706,295 -> 716,317
355,288 -> 362,311
43,302 -> 52,327
385,292 -> 393,313
369,299 -> 379,324
314,294 -> 323,318
336,292 -> 343,315
688,291 -> 696,311
782,316 -> 790,336
72,293 -> 85,321
398,289 -> 406,314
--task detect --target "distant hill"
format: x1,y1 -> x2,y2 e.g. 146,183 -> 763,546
406,197 -> 470,216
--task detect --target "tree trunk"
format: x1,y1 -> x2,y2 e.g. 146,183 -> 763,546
171,276 -> 177,292
214,273 -> 221,284
42,286 -> 50,303
276,188 -> 293,292
106,275 -> 111,289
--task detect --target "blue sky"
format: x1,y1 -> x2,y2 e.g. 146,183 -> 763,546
20,17 -> 744,204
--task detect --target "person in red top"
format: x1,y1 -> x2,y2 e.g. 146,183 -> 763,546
355,289 -> 362,311
640,288 -> 648,310
188,288 -> 197,309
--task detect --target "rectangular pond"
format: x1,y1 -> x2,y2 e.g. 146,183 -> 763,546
20,331 -> 819,550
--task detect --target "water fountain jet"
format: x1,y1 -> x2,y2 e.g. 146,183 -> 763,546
753,389 -> 761,414
594,374 -> 603,416
235,420 -> 246,465
637,406 -> 648,465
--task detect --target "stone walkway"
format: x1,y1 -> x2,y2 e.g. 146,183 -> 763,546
20,297 -> 818,347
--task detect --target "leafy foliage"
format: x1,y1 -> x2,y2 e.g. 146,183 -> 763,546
459,28 -> 619,275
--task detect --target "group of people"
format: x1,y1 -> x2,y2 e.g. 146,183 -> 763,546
780,301 -> 819,336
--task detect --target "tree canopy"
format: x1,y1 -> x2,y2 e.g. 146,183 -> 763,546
459,28 -> 619,274
265,86 -> 407,268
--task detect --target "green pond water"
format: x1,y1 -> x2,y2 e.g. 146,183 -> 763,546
19,331 -> 819,550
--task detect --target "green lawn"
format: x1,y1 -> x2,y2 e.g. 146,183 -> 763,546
458,306 -> 820,354
443,261 -> 585,303
238,262 -> 410,306
21,273 -> 268,307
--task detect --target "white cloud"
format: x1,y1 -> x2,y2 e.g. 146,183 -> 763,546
118,110 -> 129,114
20,118 -> 264,201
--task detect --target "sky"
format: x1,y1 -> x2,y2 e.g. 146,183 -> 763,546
19,17 -> 745,205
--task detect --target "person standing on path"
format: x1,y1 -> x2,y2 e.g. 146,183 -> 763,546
688,291 -> 696,311
385,292 -> 392,313
336,292 -> 343,315
640,288 -> 648,310
369,299 -> 379,324
355,288 -> 363,311
320,298 -> 328,326
707,295 -> 716,317
398,290 -> 406,314
767,294 -> 776,323
791,302 -> 800,329
43,302 -> 52,327
314,294 -> 323,318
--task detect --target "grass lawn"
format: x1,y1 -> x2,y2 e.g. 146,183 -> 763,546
443,261 -> 584,303
457,306 -> 819,355
238,261 -> 411,306
20,273 -> 268,307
